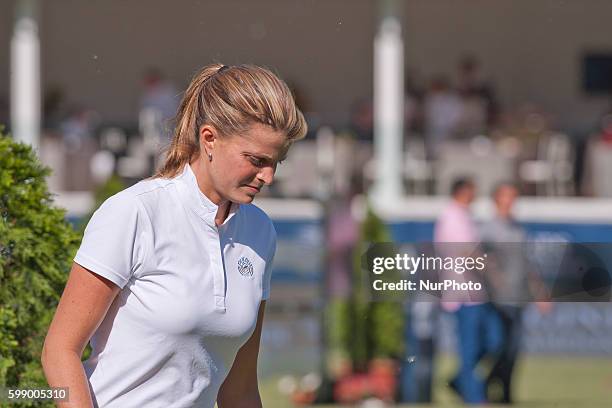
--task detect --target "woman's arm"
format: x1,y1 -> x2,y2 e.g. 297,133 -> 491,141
42,262 -> 120,408
217,301 -> 267,408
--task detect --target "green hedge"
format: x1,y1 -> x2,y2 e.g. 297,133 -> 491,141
0,131 -> 80,406
349,206 -> 404,371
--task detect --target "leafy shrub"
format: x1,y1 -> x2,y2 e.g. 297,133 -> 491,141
349,206 -> 404,371
0,131 -> 80,406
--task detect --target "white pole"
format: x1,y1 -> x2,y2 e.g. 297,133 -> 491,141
10,0 -> 41,151
371,11 -> 405,208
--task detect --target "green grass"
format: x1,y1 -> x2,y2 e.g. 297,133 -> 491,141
260,355 -> 612,407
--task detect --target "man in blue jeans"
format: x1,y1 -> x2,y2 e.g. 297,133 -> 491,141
434,178 -> 502,403
452,303 -> 503,403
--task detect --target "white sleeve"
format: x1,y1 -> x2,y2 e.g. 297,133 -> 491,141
74,193 -> 148,289
261,225 -> 277,300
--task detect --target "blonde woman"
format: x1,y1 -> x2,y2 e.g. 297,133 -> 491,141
42,64 -> 307,407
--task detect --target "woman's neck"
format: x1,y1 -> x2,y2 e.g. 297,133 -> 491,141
189,157 -> 232,226
215,201 -> 232,227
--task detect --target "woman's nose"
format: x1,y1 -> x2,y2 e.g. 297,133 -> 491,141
257,166 -> 275,185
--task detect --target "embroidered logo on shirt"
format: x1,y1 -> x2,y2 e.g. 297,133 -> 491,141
237,257 -> 254,277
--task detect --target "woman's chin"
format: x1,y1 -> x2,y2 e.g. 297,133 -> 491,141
241,196 -> 256,204
231,192 -> 256,204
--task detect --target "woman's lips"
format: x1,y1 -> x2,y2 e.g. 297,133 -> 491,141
244,185 -> 261,193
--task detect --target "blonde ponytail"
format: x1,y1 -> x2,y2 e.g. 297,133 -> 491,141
154,63 -> 307,179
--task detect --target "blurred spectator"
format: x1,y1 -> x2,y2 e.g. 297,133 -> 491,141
140,67 -> 179,142
423,76 -> 463,158
323,175 -> 361,389
515,104 -> 553,151
581,110 -> 612,196
456,54 -> 499,129
59,105 -> 97,153
57,105 -> 99,190
327,184 -> 360,299
288,81 -> 321,140
594,112 -> 612,144
434,178 -> 502,404
457,88 -> 488,138
348,98 -> 374,141
480,182 -> 551,403
434,178 -> 479,243
496,103 -> 554,166
43,85 -> 67,130
399,287 -> 438,403
404,69 -> 424,137
480,182 -> 525,404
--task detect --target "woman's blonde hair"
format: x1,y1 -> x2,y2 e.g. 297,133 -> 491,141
154,63 -> 307,179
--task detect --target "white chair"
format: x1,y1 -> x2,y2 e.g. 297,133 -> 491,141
519,133 -> 574,196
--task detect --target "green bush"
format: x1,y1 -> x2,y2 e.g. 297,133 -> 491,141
349,205 -> 404,371
0,131 -> 80,406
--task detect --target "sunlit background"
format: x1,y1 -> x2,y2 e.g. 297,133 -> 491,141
2,0 -> 612,406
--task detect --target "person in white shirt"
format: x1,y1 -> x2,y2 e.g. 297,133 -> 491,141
42,64 -> 307,408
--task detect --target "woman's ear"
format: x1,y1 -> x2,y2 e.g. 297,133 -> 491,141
199,125 -> 217,157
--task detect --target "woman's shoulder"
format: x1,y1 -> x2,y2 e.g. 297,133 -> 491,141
126,176 -> 177,198
96,177 -> 175,220
117,176 -> 180,204
239,203 -> 275,233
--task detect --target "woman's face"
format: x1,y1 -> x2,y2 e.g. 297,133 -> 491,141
205,122 -> 288,204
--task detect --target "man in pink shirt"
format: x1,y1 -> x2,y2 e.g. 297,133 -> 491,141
434,178 -> 502,404
435,178 -> 482,309
434,179 -> 479,243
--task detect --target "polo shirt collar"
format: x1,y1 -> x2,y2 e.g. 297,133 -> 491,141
177,163 -> 240,228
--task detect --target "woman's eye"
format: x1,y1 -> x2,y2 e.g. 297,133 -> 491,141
249,156 -> 265,167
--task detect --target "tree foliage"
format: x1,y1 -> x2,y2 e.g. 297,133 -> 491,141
349,205 -> 404,371
0,132 -> 80,406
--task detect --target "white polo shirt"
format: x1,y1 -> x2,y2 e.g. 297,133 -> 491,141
74,163 -> 276,408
